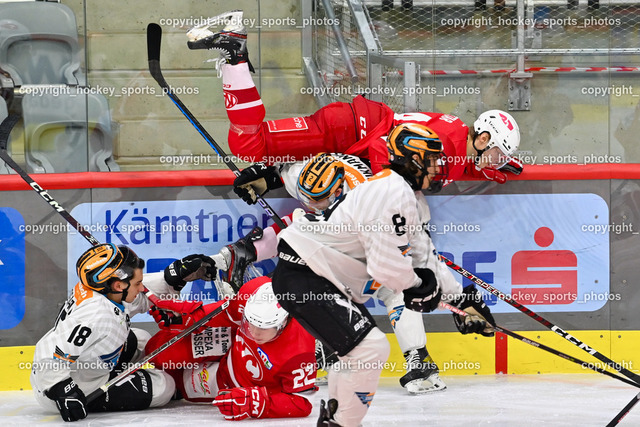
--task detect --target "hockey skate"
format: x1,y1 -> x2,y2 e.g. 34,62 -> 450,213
217,226 -> 261,293
399,347 -> 447,394
186,9 -> 254,71
317,399 -> 340,426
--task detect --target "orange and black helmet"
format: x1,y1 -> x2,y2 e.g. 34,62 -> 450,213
297,153 -> 345,206
387,123 -> 443,166
76,243 -> 143,293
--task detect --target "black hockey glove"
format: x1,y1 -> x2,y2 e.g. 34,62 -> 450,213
233,163 -> 283,205
45,377 -> 87,422
403,268 -> 442,313
450,285 -> 496,337
164,254 -> 217,291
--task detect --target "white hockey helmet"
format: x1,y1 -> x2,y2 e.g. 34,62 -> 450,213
241,282 -> 289,343
473,110 -> 520,167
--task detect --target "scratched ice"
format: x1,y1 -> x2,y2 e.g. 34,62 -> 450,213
2,374 -> 639,426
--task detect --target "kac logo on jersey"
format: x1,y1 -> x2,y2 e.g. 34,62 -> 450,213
0,207 -> 26,330
224,92 -> 238,109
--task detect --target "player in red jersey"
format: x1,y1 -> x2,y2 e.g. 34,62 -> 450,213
145,276 -> 317,420
186,10 -> 523,185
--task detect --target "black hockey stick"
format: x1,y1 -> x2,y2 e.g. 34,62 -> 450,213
439,254 -> 640,386
145,23 -> 287,230
86,299 -> 229,403
440,302 -> 640,389
0,114 -> 100,245
0,114 -> 181,306
607,392 -> 640,426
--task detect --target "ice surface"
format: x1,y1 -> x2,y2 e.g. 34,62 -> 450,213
1,374 -> 639,426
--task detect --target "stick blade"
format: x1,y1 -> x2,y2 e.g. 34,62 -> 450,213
0,114 -> 20,151
146,23 -> 162,62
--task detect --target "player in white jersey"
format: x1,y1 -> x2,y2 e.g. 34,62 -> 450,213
226,152 -> 447,394
30,244 -> 176,422
270,123 -> 497,427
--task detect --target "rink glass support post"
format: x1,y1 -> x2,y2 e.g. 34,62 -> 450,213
509,0 -> 532,111
403,60 -> 417,113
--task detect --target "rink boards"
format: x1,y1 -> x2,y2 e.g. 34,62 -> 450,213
1,166 -> 639,391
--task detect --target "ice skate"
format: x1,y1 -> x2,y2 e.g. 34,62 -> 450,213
317,399 -> 340,426
217,226 -> 261,292
186,9 -> 254,71
399,347 -> 447,394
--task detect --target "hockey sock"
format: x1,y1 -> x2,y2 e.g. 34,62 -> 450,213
222,62 -> 265,133
328,328 -> 390,427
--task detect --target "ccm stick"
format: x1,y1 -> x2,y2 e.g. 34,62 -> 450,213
440,302 -> 640,389
439,254 -> 640,388
145,23 -> 287,230
0,114 -> 228,402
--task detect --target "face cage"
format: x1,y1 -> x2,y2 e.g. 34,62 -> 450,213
424,153 -> 448,192
296,186 -> 338,214
239,314 -> 287,344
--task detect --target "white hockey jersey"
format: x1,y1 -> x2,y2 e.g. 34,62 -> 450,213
279,168 -> 460,304
30,283 -> 131,395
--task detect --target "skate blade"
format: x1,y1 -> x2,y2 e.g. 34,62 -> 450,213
405,377 -> 447,395
186,10 -> 244,36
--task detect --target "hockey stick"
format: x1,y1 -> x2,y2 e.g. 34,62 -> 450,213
0,115 -> 180,307
607,392 -> 640,426
0,114 -> 100,246
441,301 -> 640,389
145,23 -> 287,230
86,299 -> 229,403
438,254 -> 640,386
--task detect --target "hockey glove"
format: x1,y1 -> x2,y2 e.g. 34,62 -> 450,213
499,156 -> 524,176
149,298 -> 204,330
164,254 -> 217,291
403,268 -> 442,313
212,386 -> 268,420
45,378 -> 87,422
233,163 -> 283,205
149,306 -> 186,331
450,286 -> 496,337
466,164 -> 507,184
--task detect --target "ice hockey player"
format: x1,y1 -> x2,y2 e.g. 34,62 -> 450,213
186,9 -> 523,185
30,243 -> 176,422
269,123 -> 496,426
219,152 -> 448,394
144,275 -> 317,421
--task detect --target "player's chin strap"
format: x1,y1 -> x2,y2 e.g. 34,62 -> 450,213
472,132 -> 490,166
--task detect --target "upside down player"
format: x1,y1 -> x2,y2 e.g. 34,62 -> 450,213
185,9 -> 523,185
142,275 -> 317,421
30,244 -> 175,422
269,125 -> 496,426
215,151 -> 448,394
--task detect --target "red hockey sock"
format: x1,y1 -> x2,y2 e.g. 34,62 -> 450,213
222,62 -> 265,130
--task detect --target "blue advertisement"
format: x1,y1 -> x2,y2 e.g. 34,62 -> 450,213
0,207 -> 26,329
67,194 -> 610,318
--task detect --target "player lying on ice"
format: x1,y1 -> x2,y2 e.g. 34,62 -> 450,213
264,122 -> 495,426
215,151 -> 449,395
30,244 -> 176,422
140,272 -> 318,421
186,9 -> 524,184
